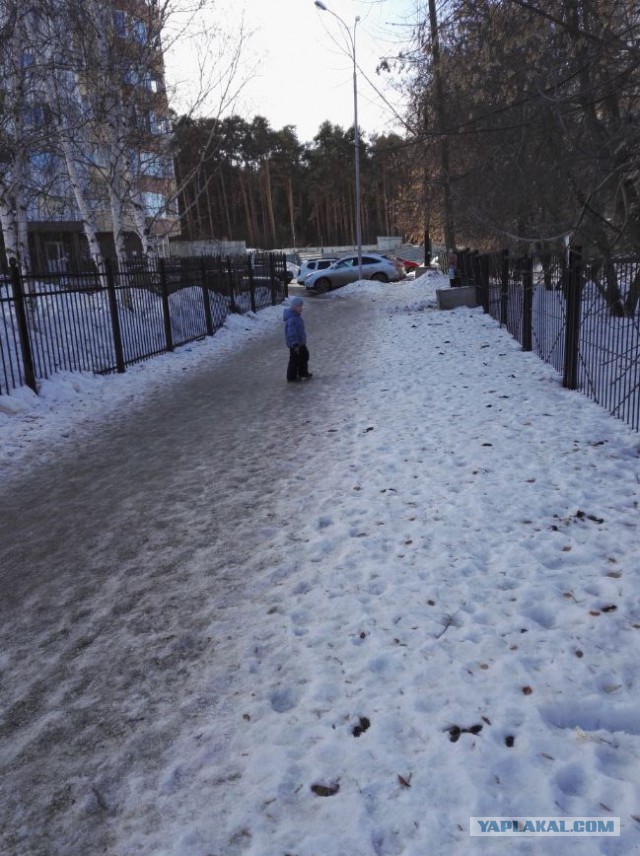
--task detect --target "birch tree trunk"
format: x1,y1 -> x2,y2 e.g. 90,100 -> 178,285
0,199 -> 20,268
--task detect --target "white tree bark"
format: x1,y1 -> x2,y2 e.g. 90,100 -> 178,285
1,0 -> 248,272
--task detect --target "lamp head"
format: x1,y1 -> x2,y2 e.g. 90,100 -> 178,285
314,1 -> 328,9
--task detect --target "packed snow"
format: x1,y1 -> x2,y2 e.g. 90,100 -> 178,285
1,272 -> 639,856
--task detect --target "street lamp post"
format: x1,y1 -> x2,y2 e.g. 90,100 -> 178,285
314,1 -> 362,280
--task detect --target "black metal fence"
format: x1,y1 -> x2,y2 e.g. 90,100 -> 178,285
0,252 -> 289,395
453,248 -> 640,432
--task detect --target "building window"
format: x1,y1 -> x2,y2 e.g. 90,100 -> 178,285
30,152 -> 56,172
139,152 -> 174,178
22,105 -> 46,127
114,10 -> 148,45
132,19 -> 147,45
148,111 -> 169,134
141,192 -> 166,216
113,10 -> 126,36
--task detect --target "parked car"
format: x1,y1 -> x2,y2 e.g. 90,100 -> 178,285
304,253 -> 406,292
286,262 -> 299,283
388,255 -> 420,271
297,257 -> 338,284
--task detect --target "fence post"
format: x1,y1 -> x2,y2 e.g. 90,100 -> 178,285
563,247 -> 582,390
470,250 -> 482,292
269,253 -> 278,306
477,253 -> 490,313
522,254 -> 533,352
500,249 -> 509,327
225,257 -> 238,313
470,250 -> 477,286
456,249 -> 467,286
246,254 -> 257,313
200,259 -> 214,336
465,249 -> 474,285
10,259 -> 38,393
283,253 -> 289,299
159,258 -> 174,352
104,258 -> 126,374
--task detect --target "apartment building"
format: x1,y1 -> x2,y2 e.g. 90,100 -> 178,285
0,0 -> 179,272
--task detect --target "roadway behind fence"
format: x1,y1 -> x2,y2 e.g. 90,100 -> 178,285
0,253 -> 289,396
454,247 -> 640,432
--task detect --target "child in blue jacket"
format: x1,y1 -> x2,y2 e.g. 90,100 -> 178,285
283,296 -> 312,382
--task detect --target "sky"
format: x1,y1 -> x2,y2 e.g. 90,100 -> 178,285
1,272 -> 639,854
163,0 -> 419,143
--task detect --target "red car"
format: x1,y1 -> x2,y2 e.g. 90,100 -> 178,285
384,254 -> 420,271
394,256 -> 421,270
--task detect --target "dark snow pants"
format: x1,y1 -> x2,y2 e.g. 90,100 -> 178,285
287,345 -> 310,381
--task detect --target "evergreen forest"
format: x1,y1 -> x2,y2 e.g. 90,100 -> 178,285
173,0 -> 640,258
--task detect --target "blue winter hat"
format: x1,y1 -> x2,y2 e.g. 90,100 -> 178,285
290,297 -> 304,308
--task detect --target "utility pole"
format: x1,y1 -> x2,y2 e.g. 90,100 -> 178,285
314,1 -> 363,279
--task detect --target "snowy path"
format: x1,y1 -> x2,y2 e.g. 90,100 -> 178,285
0,293 -> 373,854
1,277 -> 639,856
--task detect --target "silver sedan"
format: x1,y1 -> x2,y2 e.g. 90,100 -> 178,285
304,253 -> 405,292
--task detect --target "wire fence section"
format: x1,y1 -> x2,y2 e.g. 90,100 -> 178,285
0,252 -> 288,396
456,248 -> 640,432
